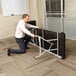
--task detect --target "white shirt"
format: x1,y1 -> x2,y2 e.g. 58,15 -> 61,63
15,19 -> 38,38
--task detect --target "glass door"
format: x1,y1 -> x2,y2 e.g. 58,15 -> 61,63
45,0 -> 64,32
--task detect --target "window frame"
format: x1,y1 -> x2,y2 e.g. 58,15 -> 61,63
46,0 -> 65,17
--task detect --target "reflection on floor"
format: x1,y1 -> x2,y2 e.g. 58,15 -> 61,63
0,37 -> 76,76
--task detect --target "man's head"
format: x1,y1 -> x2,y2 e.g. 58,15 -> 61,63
22,14 -> 29,22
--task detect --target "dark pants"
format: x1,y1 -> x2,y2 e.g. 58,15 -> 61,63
10,35 -> 31,54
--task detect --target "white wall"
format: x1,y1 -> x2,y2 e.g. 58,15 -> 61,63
65,0 -> 76,18
0,15 -> 21,39
0,0 -> 22,39
1,0 -> 27,16
64,18 -> 76,40
64,0 -> 76,40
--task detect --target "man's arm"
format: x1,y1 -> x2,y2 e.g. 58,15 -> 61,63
26,23 -> 39,29
20,24 -> 37,38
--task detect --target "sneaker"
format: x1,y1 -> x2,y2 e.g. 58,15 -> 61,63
7,48 -> 11,56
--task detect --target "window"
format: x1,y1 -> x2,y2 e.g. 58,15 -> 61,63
1,0 -> 27,16
46,0 -> 64,17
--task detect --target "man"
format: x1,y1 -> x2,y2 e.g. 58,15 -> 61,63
7,14 -> 38,56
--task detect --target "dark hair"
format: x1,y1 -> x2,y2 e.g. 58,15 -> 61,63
22,14 -> 29,19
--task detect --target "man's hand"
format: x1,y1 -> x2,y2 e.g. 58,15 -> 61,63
35,26 -> 41,29
31,34 -> 37,38
35,26 -> 39,29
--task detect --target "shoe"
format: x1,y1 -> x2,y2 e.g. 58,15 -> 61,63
26,47 -> 30,49
7,48 -> 11,56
